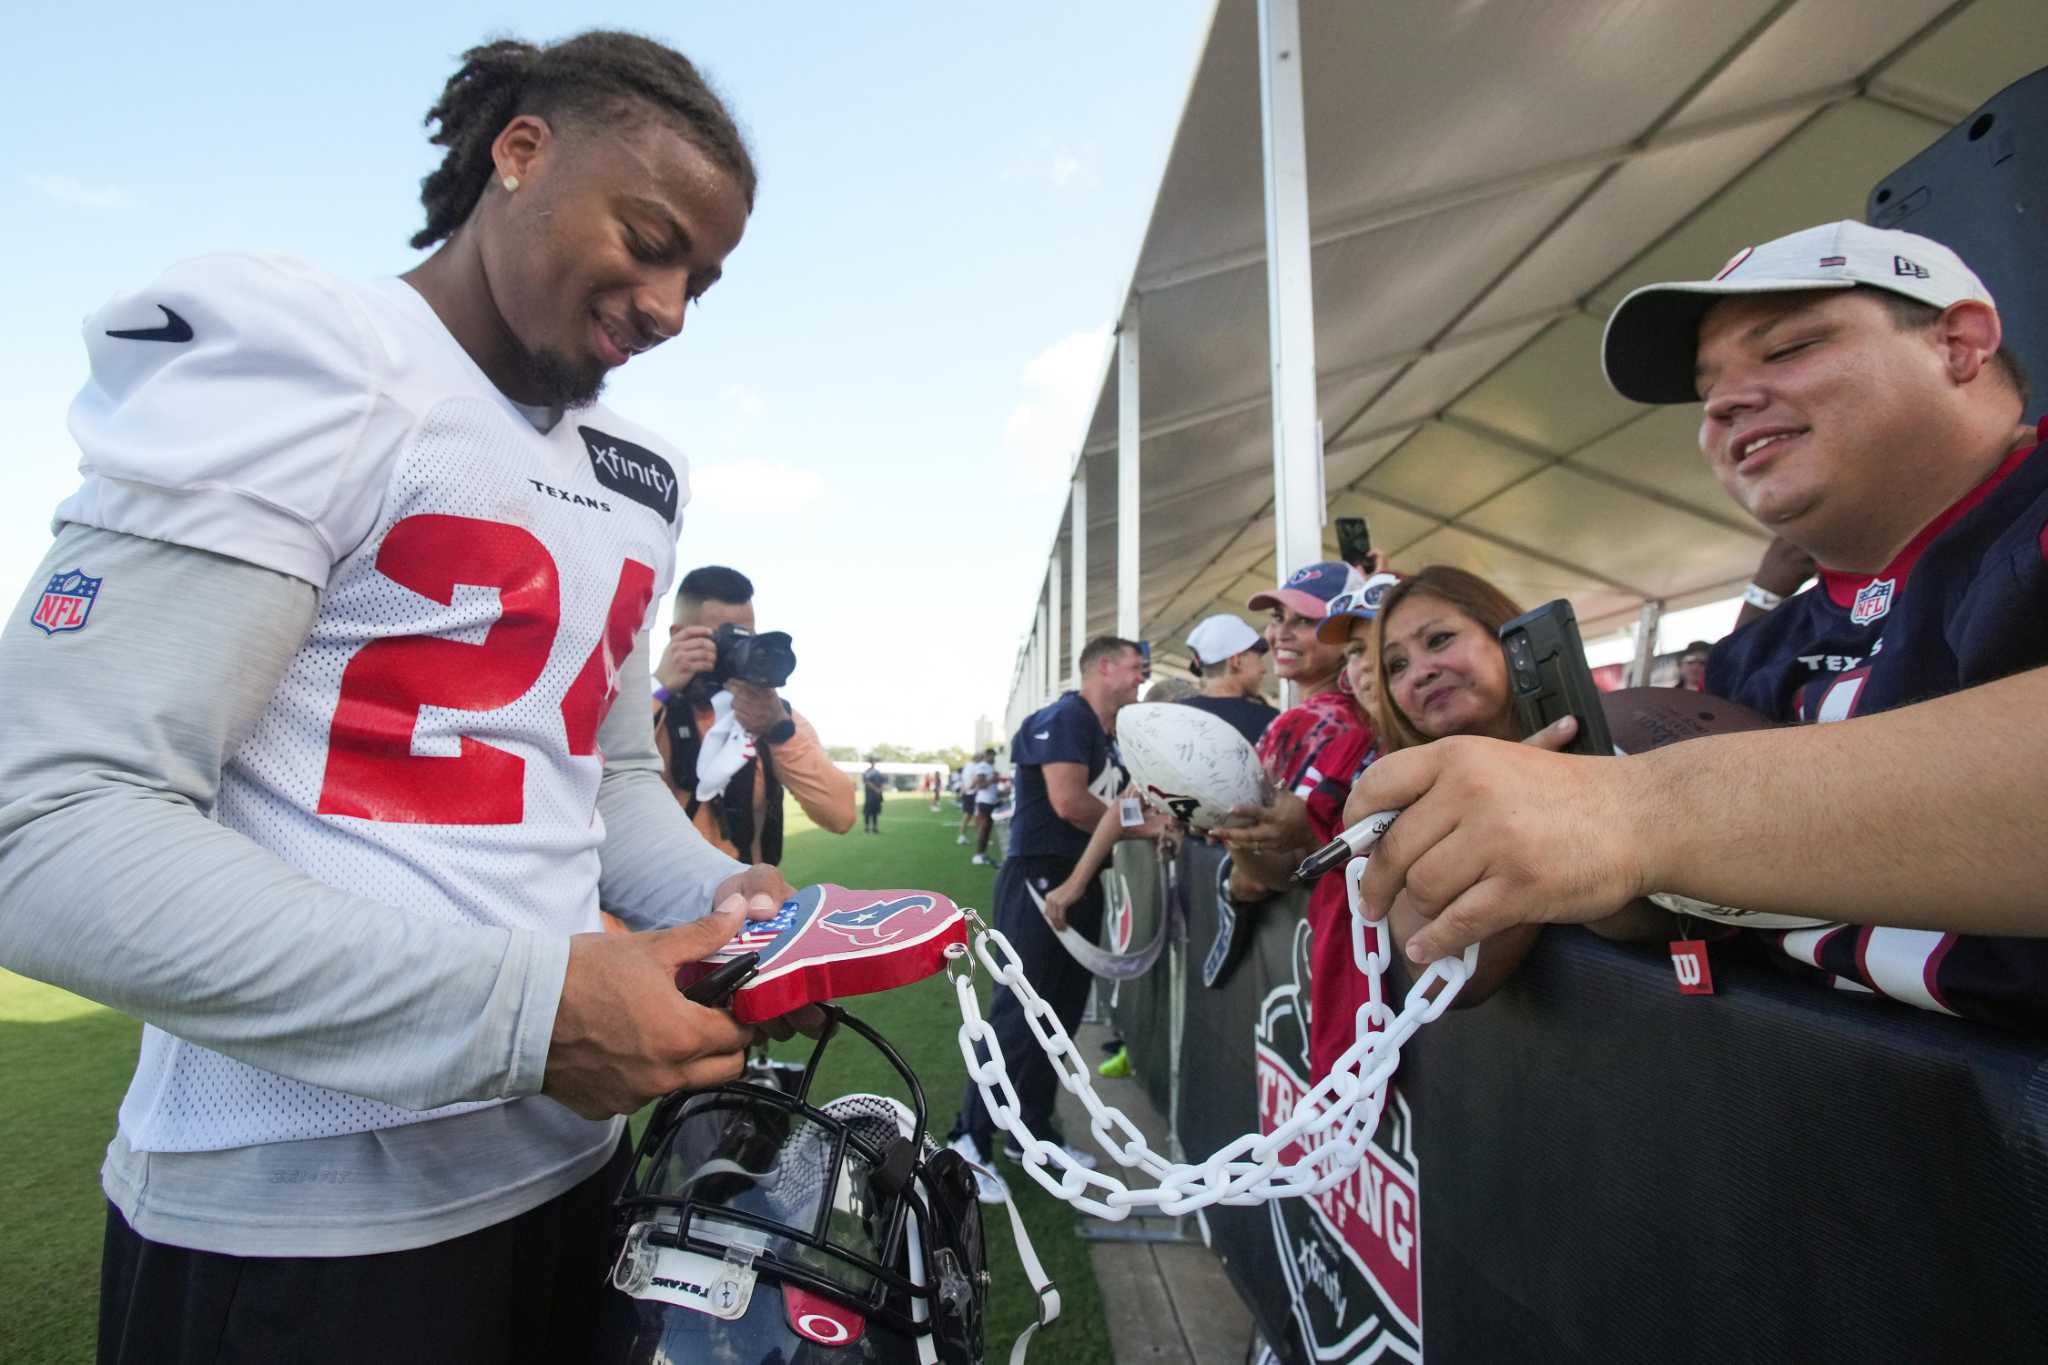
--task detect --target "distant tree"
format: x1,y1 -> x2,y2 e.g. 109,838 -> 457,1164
914,746 -> 970,770
825,744 -> 860,763
870,742 -> 917,763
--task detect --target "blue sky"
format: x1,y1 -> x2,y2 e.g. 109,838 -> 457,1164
2,2 -> 1212,749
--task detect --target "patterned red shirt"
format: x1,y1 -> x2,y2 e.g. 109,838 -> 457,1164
1258,688 -> 1379,1077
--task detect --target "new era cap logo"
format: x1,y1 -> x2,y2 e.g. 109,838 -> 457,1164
578,426 -> 678,522
1894,255 -> 1930,279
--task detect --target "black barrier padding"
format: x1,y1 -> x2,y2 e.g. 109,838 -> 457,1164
1107,849 -> 1177,1121
1407,930 -> 2048,1362
1869,64 -> 2048,427
1134,839 -> 2048,1363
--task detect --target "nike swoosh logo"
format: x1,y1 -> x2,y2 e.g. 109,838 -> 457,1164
106,305 -> 193,343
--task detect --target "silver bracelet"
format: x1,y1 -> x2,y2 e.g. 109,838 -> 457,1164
1743,581 -> 1785,611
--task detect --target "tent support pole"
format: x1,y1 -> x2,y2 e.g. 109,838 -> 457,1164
1118,302 -> 1142,641
1047,556 -> 1063,701
1627,600 -> 1664,687
1070,476 -> 1089,689
1259,0 -> 1326,709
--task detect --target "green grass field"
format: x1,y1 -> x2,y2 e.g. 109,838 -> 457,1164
0,791 -> 1108,1364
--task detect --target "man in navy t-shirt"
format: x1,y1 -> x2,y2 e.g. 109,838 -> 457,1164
1179,612 -> 1278,747
1343,220 -> 2048,1027
948,636 -> 1144,1196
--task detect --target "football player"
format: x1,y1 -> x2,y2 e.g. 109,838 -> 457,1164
1343,222 -> 2048,1031
0,31 -> 804,1363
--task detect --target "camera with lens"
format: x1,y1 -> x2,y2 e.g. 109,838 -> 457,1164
707,623 -> 798,690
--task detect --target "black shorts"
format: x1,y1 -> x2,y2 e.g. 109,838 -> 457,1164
98,1137 -> 632,1365
959,794 -> 974,814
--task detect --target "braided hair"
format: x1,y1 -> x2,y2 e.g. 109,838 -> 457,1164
411,30 -> 757,251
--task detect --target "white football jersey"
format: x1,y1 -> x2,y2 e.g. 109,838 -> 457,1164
61,252 -> 687,1151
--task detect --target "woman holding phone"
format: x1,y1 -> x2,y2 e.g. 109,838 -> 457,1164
1366,567 -> 1582,1003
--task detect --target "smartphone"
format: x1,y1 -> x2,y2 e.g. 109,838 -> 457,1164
1335,516 -> 1373,568
1497,600 -> 1614,758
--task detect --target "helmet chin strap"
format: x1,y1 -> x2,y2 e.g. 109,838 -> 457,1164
950,821 -> 1477,1221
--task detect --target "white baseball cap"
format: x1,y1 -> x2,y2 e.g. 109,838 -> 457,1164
1602,220 -> 1995,405
1185,613 -> 1266,676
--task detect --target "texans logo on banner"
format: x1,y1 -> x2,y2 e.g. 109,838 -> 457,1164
1255,918 -> 1422,1363
1103,869 -> 1136,954
680,884 -> 966,1023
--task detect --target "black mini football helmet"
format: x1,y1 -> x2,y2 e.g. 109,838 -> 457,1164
595,1008 -> 995,1364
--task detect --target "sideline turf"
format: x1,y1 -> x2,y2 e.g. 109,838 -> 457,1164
0,792 -> 1110,1363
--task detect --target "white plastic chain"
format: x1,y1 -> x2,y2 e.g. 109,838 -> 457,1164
950,812 -> 1478,1220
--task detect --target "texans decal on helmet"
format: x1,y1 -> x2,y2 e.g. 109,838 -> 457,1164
678,885 -> 967,1023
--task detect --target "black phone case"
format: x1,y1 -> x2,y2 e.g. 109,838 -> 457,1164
1498,600 -> 1614,758
1335,516 -> 1373,565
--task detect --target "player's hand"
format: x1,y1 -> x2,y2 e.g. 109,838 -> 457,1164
1214,792 -> 1311,858
545,897 -> 758,1119
1042,880 -> 1082,931
655,625 -> 719,693
713,863 -> 795,913
1342,716 -> 1650,963
727,680 -> 787,738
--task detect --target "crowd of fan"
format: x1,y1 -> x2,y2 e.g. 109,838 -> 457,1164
948,219 -> 2048,1198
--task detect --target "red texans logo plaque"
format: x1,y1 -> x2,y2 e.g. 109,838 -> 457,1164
676,884 -> 967,1022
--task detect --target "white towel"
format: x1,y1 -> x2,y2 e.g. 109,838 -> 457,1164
694,691 -> 757,802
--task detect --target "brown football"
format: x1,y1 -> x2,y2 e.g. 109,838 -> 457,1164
1599,686 -> 1775,755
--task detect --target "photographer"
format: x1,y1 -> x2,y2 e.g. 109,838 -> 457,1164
653,566 -> 854,862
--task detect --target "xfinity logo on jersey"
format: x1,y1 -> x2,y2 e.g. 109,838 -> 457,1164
1256,918 -> 1421,1363
579,426 -> 679,521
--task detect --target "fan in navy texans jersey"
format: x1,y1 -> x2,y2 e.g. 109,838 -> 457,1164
0,32 -> 816,1365
1339,219 -> 2048,1031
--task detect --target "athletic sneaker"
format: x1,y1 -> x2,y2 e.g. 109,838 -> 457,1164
970,854 -> 993,866
1002,1133 -> 1100,1170
1097,1046 -> 1131,1079
946,1134 -> 1009,1205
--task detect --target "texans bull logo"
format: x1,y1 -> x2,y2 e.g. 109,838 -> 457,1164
1256,918 -> 1421,1362
684,884 -> 968,1023
1145,784 -> 1203,826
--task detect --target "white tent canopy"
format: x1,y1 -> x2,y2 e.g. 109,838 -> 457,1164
1006,0 -> 2042,727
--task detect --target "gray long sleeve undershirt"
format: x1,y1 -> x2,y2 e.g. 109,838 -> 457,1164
0,524 -> 745,1114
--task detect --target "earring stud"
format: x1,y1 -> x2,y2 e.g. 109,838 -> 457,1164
502,175 -> 519,192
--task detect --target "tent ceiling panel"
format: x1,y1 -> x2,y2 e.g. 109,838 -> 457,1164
1356,424 -> 1549,523
1388,523 -> 1638,622
1331,319 -> 1555,445
1669,0 -> 1961,131
1591,99 -> 1954,309
1461,465 -> 1767,601
1460,109 -> 1814,331
1445,316 -> 1645,453
1846,0 -> 2042,116
1127,267 -> 1269,429
1324,428 -> 1417,494
1305,171 -> 1602,375
1293,0 -> 1789,224
1568,405 -> 1754,527
1018,0 -> 2046,701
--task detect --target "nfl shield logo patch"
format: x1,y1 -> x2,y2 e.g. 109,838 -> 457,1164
30,569 -> 102,636
1850,577 -> 1894,626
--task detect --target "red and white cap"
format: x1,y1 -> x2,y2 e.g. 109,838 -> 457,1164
1601,220 -> 1995,405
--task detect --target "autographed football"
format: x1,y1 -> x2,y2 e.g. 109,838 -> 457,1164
1599,688 -> 1827,930
674,884 -> 967,1023
1116,702 -> 1272,831
1600,687 -> 1774,754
